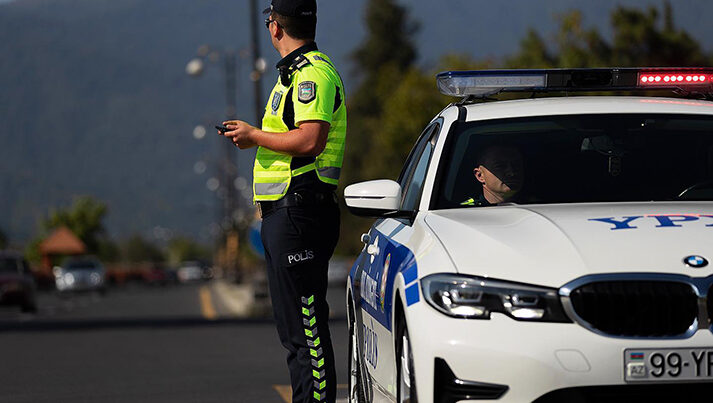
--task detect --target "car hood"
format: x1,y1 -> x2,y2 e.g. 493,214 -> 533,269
424,202 -> 713,288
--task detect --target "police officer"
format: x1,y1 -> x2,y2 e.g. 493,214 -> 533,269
220,1 -> 345,401
462,145 -> 524,206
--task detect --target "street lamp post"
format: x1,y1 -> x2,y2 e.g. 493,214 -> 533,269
222,50 -> 239,236
186,47 -> 240,273
185,0 -> 267,278
249,0 -> 264,126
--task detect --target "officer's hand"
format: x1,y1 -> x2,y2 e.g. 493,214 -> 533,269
223,120 -> 257,149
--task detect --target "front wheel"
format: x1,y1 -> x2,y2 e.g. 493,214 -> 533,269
348,304 -> 367,403
397,322 -> 417,403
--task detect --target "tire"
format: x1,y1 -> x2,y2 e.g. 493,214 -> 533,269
397,320 -> 417,403
348,302 -> 367,403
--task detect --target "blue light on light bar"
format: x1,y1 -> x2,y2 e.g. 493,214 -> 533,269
437,70 -> 547,97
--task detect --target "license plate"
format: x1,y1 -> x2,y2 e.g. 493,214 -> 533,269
624,348 -> 713,382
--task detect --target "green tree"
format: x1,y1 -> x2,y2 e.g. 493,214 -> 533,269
506,29 -> 556,68
506,2 -> 710,69
344,0 -> 419,184
351,0 -> 418,79
609,3 -> 708,67
97,239 -> 121,263
338,0 -> 420,255
24,238 -> 42,265
44,196 -> 108,253
507,11 -> 610,68
364,68 -> 449,180
166,237 -> 210,266
122,234 -> 164,263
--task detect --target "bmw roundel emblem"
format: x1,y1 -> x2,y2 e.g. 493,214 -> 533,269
684,255 -> 708,268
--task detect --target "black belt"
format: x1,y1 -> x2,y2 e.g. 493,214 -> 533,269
258,192 -> 337,217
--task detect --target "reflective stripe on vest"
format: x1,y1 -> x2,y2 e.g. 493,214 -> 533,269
317,167 -> 340,180
253,50 -> 346,201
291,162 -> 316,177
255,182 -> 288,196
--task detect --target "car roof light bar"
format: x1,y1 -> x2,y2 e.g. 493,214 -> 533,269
436,70 -> 547,97
436,68 -> 713,98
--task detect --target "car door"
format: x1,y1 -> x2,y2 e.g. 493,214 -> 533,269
354,120 -> 442,401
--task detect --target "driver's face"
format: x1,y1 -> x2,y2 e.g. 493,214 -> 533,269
474,147 -> 524,200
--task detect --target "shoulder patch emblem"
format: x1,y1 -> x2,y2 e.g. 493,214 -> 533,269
298,81 -> 316,104
271,91 -> 283,115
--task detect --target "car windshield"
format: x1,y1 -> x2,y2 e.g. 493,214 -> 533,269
434,114 -> 713,209
0,257 -> 19,273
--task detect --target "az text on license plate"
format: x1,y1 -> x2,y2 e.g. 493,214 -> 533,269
625,348 -> 713,382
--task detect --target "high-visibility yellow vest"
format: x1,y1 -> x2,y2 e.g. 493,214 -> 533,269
253,50 -> 347,201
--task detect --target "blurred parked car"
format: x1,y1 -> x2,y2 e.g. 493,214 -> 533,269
177,261 -> 204,283
201,264 -> 214,281
0,251 -> 37,312
142,264 -> 170,286
54,256 -> 106,294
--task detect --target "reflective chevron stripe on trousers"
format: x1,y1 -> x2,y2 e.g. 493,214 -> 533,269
261,201 -> 339,403
302,295 -> 327,401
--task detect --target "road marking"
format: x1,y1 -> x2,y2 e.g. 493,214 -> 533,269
273,384 -> 348,403
199,286 -> 217,320
273,385 -> 291,402
213,280 -> 253,317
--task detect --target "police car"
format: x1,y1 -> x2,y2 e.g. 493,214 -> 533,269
344,68 -> 713,402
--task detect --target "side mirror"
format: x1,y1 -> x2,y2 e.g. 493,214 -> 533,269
344,179 -> 404,217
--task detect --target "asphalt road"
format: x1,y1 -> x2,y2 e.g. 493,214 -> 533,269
0,281 -> 349,402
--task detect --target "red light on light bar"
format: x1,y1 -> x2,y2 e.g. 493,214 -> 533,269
639,72 -> 710,86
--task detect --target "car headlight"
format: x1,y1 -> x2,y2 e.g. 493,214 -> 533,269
421,274 -> 571,322
63,272 -> 75,285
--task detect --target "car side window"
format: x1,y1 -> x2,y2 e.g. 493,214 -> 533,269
397,125 -> 436,190
401,124 -> 440,211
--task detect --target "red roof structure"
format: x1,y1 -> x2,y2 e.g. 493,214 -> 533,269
39,227 -> 86,270
40,227 -> 86,255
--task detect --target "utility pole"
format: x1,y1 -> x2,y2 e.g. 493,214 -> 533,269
223,51 -> 238,234
249,0 -> 264,126
186,47 -> 240,275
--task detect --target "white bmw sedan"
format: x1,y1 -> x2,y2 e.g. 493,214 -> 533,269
344,68 -> 713,402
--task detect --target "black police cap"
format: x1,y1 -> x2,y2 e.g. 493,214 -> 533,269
262,0 -> 317,17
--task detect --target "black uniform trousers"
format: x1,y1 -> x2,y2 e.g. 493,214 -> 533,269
261,198 -> 340,403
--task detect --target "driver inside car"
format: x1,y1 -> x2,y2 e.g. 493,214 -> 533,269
462,145 -> 525,206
